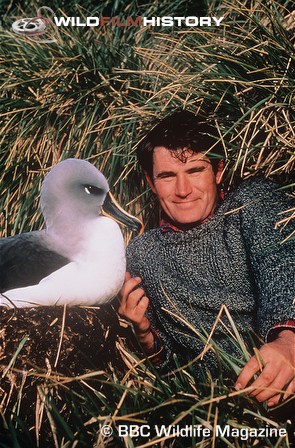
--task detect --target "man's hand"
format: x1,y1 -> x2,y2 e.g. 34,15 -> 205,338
118,272 -> 154,352
235,330 -> 295,407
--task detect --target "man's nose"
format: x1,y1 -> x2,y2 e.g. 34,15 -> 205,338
175,174 -> 192,197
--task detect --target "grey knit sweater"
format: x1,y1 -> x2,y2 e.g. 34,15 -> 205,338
126,178 -> 295,373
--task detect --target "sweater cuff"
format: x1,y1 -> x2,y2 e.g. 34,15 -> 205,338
266,320 -> 295,342
148,327 -> 165,366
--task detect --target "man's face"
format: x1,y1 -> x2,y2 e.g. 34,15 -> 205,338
146,146 -> 223,228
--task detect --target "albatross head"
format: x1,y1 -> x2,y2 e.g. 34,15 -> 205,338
41,158 -> 143,234
41,159 -> 109,227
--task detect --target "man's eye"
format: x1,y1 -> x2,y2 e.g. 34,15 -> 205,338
160,174 -> 174,179
188,166 -> 206,174
155,173 -> 175,181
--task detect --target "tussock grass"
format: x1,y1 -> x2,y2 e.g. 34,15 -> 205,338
0,0 -> 294,235
1,306 -> 294,447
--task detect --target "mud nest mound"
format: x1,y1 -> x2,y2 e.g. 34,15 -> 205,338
0,304 -> 130,444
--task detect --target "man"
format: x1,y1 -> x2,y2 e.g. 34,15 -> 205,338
119,110 -> 295,408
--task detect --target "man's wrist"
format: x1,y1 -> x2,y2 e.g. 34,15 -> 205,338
136,325 -> 152,336
266,320 -> 295,343
135,325 -> 164,358
276,329 -> 295,341
135,326 -> 155,352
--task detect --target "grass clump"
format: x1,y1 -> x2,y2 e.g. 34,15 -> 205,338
0,306 -> 294,447
0,0 -> 294,235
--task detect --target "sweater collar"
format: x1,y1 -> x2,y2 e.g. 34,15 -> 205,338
160,216 -> 183,233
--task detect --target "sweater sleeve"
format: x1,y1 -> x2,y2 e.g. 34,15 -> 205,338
238,179 -> 295,339
126,235 -> 176,370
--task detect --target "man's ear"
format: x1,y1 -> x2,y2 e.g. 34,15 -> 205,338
216,160 -> 224,185
145,173 -> 157,194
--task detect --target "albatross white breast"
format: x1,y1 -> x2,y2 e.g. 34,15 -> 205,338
0,158 -> 142,308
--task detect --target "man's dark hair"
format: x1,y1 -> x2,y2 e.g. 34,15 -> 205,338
137,110 -> 224,179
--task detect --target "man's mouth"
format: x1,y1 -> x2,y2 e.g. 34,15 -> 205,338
174,199 -> 198,205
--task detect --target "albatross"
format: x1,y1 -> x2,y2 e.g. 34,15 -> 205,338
0,158 -> 143,308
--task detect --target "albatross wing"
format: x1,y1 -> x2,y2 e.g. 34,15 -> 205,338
0,232 -> 70,292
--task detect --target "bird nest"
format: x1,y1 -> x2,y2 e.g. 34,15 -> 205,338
0,304 -> 127,441
0,304 -> 123,372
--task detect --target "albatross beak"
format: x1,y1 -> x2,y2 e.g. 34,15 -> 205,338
102,192 -> 144,235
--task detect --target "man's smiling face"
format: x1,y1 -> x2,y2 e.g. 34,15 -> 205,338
146,146 -> 223,229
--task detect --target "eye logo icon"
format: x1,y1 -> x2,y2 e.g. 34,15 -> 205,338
12,18 -> 47,34
11,6 -> 57,43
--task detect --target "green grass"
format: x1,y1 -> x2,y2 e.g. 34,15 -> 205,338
0,0 -> 294,236
0,306 -> 294,447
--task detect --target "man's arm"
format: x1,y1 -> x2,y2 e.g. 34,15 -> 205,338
118,272 -> 155,353
235,329 -> 295,407
235,180 -> 295,406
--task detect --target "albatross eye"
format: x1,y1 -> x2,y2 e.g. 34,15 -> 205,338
84,185 -> 104,196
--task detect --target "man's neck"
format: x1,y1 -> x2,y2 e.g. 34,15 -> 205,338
160,214 -> 200,232
159,198 -> 223,232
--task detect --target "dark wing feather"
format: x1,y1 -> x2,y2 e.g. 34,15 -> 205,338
0,233 -> 70,292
